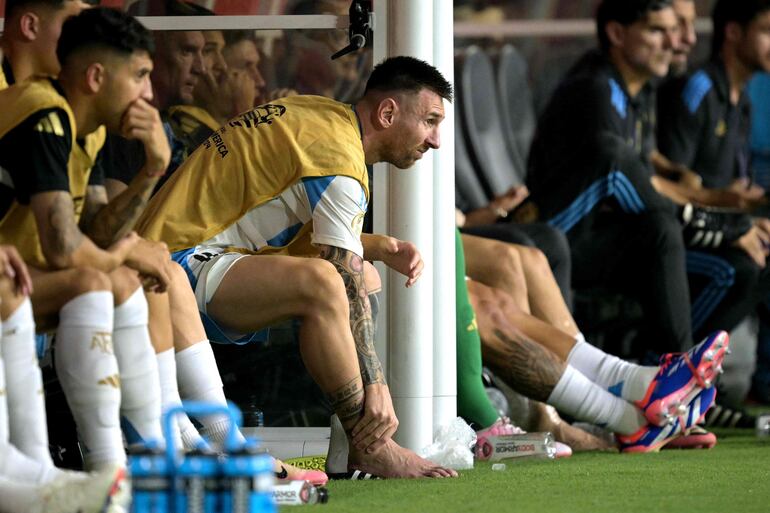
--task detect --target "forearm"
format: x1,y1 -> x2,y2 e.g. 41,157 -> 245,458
650,175 -> 693,206
360,233 -> 389,262
320,245 -> 385,386
86,175 -> 159,247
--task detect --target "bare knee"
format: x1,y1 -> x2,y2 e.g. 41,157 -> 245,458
363,261 -> 381,293
109,266 -> 142,305
518,246 -> 550,274
71,267 -> 113,296
297,259 -> 348,313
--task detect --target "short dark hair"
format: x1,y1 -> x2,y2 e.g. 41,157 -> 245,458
596,0 -> 674,52
364,56 -> 453,103
223,29 -> 257,49
5,0 -> 64,19
57,7 -> 154,67
712,0 -> 770,57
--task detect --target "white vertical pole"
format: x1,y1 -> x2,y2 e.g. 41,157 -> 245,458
372,0 -> 390,387
372,0 -> 435,451
431,0 -> 456,432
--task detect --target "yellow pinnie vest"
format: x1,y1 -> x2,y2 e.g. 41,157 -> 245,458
0,79 -> 106,269
137,95 -> 369,255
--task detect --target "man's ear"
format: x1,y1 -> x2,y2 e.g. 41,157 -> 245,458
84,62 -> 106,94
19,12 -> 41,42
605,20 -> 626,48
374,97 -> 398,129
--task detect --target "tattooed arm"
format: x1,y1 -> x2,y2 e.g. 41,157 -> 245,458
30,191 -> 138,272
81,181 -> 158,248
319,244 -> 397,450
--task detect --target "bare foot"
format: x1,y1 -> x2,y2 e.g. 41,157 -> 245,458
348,438 -> 458,478
532,402 -> 617,452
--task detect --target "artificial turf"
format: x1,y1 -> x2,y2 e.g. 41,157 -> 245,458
295,429 -> 770,513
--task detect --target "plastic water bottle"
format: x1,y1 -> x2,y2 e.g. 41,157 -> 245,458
273,481 -> 329,506
129,447 -> 170,513
221,439 -> 275,513
174,449 -> 221,513
475,431 -> 556,461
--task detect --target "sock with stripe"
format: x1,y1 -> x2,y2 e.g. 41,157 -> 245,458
567,333 -> 658,402
547,365 -> 646,435
55,292 -> 125,469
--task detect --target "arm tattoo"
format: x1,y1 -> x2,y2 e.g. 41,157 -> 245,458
46,193 -> 84,257
320,246 -> 385,386
84,182 -> 155,247
488,329 -> 566,402
327,377 -> 365,432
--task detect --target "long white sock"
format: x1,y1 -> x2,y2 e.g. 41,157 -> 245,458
156,348 -> 207,451
0,474 -> 45,513
567,334 -> 658,402
55,292 -> 125,469
2,299 -> 53,469
176,341 -> 244,446
547,365 -> 646,435
112,288 -> 163,449
0,344 -> 53,484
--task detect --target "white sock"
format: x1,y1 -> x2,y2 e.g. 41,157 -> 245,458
0,344 -> 53,485
112,288 -> 163,449
176,341 -> 244,446
2,299 -> 54,470
567,334 -> 658,402
0,474 -> 46,513
547,365 -> 646,435
156,348 -> 207,451
55,292 -> 125,469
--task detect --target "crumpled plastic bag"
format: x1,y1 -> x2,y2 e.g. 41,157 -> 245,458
418,417 -> 476,470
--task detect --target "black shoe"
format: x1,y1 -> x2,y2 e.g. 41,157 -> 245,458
680,203 -> 752,249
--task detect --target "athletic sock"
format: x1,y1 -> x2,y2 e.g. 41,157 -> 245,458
112,288 -> 163,449
2,299 -> 54,469
0,340 -> 53,484
55,292 -> 125,469
567,334 -> 658,402
0,474 -> 45,513
156,348 -> 207,451
547,365 -> 646,435
176,341 -> 245,447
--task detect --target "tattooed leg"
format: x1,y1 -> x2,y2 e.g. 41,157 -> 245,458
328,378 -> 365,432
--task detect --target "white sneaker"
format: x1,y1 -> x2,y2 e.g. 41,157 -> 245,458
37,465 -> 131,513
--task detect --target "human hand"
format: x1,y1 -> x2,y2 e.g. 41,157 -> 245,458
227,69 -> 257,115
490,185 -> 529,216
120,99 -> 170,177
378,236 -> 423,287
350,383 -> 399,453
0,245 -> 32,296
107,231 -> 141,267
733,226 -> 768,268
124,238 -> 172,293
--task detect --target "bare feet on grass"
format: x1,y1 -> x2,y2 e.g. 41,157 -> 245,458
348,437 -> 458,478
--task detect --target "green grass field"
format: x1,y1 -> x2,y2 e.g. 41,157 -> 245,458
297,429 -> 770,513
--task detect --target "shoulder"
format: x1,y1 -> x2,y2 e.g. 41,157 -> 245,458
678,68 -> 715,115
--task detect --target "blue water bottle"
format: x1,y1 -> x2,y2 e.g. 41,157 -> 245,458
221,438 -> 275,513
128,445 -> 171,513
164,403 -> 234,513
174,449 -> 220,513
